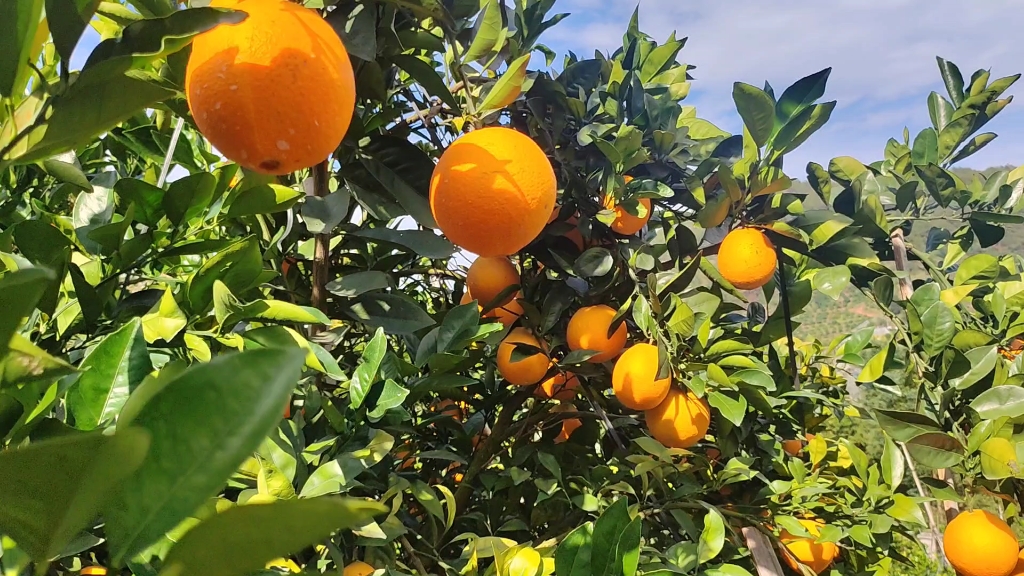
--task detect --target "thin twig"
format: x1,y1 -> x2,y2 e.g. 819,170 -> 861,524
899,441 -> 947,566
311,161 -> 331,318
158,116 -> 185,188
400,535 -> 428,576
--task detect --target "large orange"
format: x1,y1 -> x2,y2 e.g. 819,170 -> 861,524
430,127 -> 557,256
343,561 -> 375,576
497,328 -> 551,386
612,343 -> 671,410
780,519 -> 840,574
645,388 -> 711,449
944,510 -> 1019,576
185,0 -> 355,174
716,227 -> 777,291
467,256 -> 519,308
536,372 -> 580,401
606,197 -> 652,235
566,305 -> 628,363
461,290 -> 523,327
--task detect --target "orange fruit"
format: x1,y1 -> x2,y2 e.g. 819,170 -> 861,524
606,197 -> 652,235
394,449 -> 415,471
81,568 -> 107,576
612,343 -> 671,410
645,388 -> 711,449
782,439 -> 804,456
1008,550 -> 1024,576
716,228 -> 777,290
536,372 -> 580,401
466,256 -> 519,308
432,399 -> 463,421
555,418 -> 582,443
185,0 -> 355,174
343,561 -> 375,576
430,127 -> 557,256
497,328 -> 551,386
461,290 -> 523,327
780,519 -> 840,574
944,510 -> 1019,576
566,305 -> 628,363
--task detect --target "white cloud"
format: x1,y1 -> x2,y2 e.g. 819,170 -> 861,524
544,0 -> 1024,169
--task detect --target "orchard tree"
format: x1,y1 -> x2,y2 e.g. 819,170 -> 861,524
0,1 -> 1020,576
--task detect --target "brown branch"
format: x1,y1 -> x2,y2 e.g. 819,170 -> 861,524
890,228 -> 914,301
400,535 -> 428,576
454,387 -> 533,512
311,160 -> 331,319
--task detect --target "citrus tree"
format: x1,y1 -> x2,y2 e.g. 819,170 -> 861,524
0,1 -> 1018,576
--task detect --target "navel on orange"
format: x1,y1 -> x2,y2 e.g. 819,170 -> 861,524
943,510 -> 1019,576
645,388 -> 711,449
496,328 -> 551,386
716,227 -> 777,291
566,305 -> 627,363
612,343 -> 671,410
185,0 -> 356,174
430,127 -> 557,256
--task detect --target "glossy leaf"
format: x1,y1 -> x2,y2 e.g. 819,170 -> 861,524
479,53 -> 532,114
340,293 -> 435,335
355,228 -> 455,259
732,82 -> 774,147
67,318 -> 151,430
971,386 -> 1024,420
0,267 -> 54,359
555,522 -> 593,576
905,433 -> 963,469
0,0 -> 43,98
104,348 -> 305,563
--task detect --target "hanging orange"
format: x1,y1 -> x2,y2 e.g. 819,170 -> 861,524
612,343 -> 671,410
645,388 -> 711,449
185,0 -> 356,175
430,127 -> 557,256
943,510 -> 1019,576
496,328 -> 551,386
566,305 -> 628,363
780,519 -> 840,574
466,256 -> 519,308
716,227 -> 777,290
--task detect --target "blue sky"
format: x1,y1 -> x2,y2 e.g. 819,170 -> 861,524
73,1 -> 1024,174
542,0 -> 1024,172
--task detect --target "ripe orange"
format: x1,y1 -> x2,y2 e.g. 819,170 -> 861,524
343,561 -> 375,576
612,343 -> 671,410
606,197 -> 652,235
466,256 -> 519,308
430,127 -> 557,256
497,328 -> 551,386
716,227 -> 777,291
780,519 -> 840,574
782,439 -> 804,456
944,510 -> 1019,576
1008,550 -> 1024,576
645,388 -> 711,449
555,418 -> 582,443
185,0 -> 355,174
536,372 -> 580,401
461,290 -> 523,327
81,568 -> 106,576
566,305 -> 628,363
432,399 -> 463,421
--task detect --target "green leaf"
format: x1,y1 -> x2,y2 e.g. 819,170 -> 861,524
326,271 -> 390,298
1,333 -> 77,388
574,248 -> 614,277
185,236 -> 263,313
937,57 -> 965,107
927,91 -> 954,131
950,345 -> 998,390
479,53 -> 532,114
350,328 -> 386,410
886,494 -> 927,527
774,67 -> 830,127
141,288 -> 187,343
114,178 -> 165,226
937,114 -> 976,161
0,0 -> 43,98
698,508 -> 726,563
697,194 -> 730,229
67,318 -> 151,431
46,0 -> 101,64
772,101 -> 835,155
905,433 -> 963,469
164,172 -> 215,225
368,379 -> 409,419
707,391 -> 746,427
463,0 -> 503,62
0,268 -> 54,359
874,409 -> 942,443
554,523 -> 592,575
340,293 -> 435,335
301,190 -> 351,235
955,254 -> 999,285
355,228 -> 455,259
226,184 -> 303,218
17,67 -> 174,164
103,348 -> 305,564
0,429 -> 150,562
299,429 -> 394,497
971,386 -> 1024,420
919,301 -> 955,358
857,338 -> 892,383
391,55 -> 459,111
911,128 -> 939,166
979,437 -> 1018,480
358,147 -> 437,229
161,498 -> 386,576
811,266 -> 850,300
915,164 -> 957,208
881,435 -> 904,489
